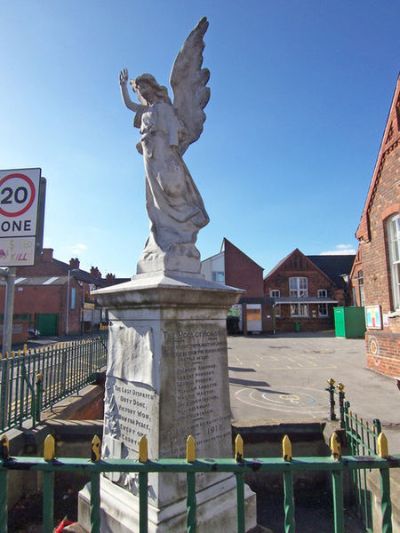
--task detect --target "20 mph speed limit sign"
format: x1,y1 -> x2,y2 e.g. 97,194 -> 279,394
0,168 -> 45,267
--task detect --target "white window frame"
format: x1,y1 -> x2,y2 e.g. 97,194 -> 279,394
290,303 -> 308,317
212,271 -> 225,283
387,214 -> 400,310
270,290 -> 281,317
318,303 -> 328,317
357,270 -> 365,307
289,277 -> 308,297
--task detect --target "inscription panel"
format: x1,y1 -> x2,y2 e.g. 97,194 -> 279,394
103,377 -> 159,459
161,326 -> 231,457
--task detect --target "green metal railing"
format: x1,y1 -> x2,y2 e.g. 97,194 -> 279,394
0,431 -> 397,533
343,399 -> 382,532
0,334 -> 107,432
326,379 -> 385,531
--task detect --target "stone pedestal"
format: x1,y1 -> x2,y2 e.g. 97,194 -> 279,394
78,273 -> 257,532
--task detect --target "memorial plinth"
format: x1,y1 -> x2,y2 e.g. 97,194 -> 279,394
78,273 -> 256,532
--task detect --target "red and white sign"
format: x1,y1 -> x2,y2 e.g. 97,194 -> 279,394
0,168 -> 42,266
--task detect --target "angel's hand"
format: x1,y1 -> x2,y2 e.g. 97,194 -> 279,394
119,68 -> 129,86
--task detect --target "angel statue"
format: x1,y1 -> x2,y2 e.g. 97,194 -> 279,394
120,17 -> 211,277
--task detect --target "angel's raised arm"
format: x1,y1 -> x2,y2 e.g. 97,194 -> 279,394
119,69 -> 141,112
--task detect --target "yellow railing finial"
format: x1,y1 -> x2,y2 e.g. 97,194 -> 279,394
282,435 -> 292,461
378,433 -> 389,458
186,435 -> 196,462
330,432 -> 341,460
91,435 -> 101,462
138,436 -> 148,463
0,435 -> 9,459
44,434 -> 56,461
235,434 -> 244,461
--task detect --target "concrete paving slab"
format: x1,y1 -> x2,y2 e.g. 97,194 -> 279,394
228,332 -> 400,452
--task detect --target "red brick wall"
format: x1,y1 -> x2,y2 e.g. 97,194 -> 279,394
224,240 -> 264,297
0,279 -> 83,343
360,146 -> 400,319
366,331 -> 400,379
356,81 -> 400,378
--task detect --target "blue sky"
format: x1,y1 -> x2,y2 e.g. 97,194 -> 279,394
1,1 -> 399,277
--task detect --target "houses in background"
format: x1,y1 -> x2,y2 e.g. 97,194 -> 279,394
0,248 -> 127,345
201,239 -> 355,334
264,249 -> 354,332
201,238 -> 272,334
353,76 -> 400,379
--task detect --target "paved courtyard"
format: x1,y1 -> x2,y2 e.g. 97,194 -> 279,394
228,332 -> 400,452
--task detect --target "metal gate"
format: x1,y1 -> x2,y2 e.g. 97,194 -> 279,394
35,313 -> 58,336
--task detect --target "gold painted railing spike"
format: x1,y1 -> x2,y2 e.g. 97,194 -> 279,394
235,434 -> 244,461
23,344 -> 28,355
327,378 -> 335,386
378,433 -> 389,458
186,435 -> 196,462
0,435 -> 9,459
282,434 -> 292,461
337,382 -> 345,392
91,435 -> 101,462
330,432 -> 341,460
138,436 -> 148,462
44,434 -> 56,461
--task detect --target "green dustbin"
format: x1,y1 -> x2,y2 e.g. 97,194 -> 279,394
294,322 -> 301,332
334,306 -> 366,338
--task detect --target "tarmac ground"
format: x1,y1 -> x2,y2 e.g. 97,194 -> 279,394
227,331 -> 400,452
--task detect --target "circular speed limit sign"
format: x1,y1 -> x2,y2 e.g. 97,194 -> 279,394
0,173 -> 36,217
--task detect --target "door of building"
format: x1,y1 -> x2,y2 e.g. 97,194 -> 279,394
36,313 -> 58,336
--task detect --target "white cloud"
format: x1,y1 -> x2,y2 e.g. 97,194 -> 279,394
320,244 -> 356,255
70,243 -> 88,255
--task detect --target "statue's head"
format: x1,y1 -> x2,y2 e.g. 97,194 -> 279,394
131,74 -> 170,105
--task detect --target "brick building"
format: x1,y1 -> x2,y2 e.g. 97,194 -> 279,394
264,249 -> 354,332
354,76 -> 400,379
0,248 -> 110,344
201,238 -> 272,333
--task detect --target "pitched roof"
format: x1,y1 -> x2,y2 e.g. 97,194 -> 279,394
223,238 -> 264,271
307,255 -> 356,287
356,76 -> 400,241
263,249 -> 294,279
264,248 -> 354,288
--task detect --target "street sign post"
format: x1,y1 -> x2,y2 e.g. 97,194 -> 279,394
0,168 -> 46,353
0,168 -> 45,267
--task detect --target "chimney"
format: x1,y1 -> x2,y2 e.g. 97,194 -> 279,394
90,266 -> 102,279
41,248 -> 54,263
106,273 -> 115,281
69,257 -> 80,269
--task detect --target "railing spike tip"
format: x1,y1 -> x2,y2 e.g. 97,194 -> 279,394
282,434 -> 292,461
186,435 -> 196,462
44,434 -> 56,461
0,434 -> 9,459
330,432 -> 341,460
91,435 -> 101,462
378,432 -> 389,458
235,434 -> 244,461
138,435 -> 148,463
